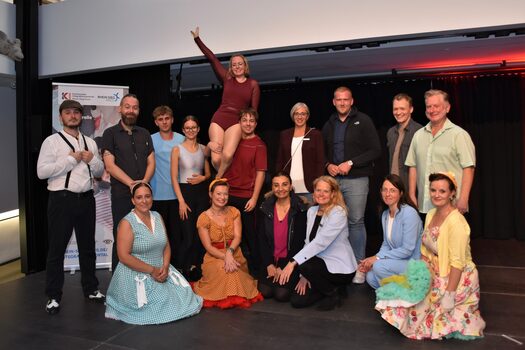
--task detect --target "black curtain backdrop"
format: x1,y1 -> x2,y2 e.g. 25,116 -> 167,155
432,74 -> 525,240
172,71 -> 525,241
31,68 -> 524,273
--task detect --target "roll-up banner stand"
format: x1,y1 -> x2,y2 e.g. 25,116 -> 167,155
52,82 -> 129,271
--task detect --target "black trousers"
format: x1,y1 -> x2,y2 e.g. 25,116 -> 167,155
291,256 -> 352,308
176,183 -> 207,270
110,195 -> 133,271
227,195 -> 260,275
45,190 -> 99,301
152,199 -> 181,267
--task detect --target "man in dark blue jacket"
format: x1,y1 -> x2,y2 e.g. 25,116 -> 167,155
322,86 -> 381,284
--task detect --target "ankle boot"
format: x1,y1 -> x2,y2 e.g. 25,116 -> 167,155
316,290 -> 342,311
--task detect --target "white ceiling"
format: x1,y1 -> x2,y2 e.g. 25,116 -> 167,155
173,32 -> 525,92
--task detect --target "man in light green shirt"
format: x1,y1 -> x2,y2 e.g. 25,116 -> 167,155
405,90 -> 475,214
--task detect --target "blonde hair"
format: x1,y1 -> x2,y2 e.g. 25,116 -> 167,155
228,54 -> 250,78
313,176 -> 348,216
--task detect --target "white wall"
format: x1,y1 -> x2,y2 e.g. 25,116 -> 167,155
39,0 -> 525,77
0,1 -> 16,76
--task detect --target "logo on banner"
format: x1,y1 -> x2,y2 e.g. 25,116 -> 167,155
113,92 -> 120,102
61,92 -> 72,100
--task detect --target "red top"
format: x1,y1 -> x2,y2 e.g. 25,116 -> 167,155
273,207 -> 289,260
194,37 -> 260,129
224,136 -> 267,198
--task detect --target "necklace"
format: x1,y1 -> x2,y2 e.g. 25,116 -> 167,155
275,202 -> 290,222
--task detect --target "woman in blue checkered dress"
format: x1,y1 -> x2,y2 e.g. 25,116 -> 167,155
105,183 -> 202,324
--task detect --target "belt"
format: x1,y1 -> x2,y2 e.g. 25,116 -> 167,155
51,190 -> 94,198
212,240 -> 232,249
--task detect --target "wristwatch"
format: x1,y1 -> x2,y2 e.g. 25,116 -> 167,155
347,160 -> 353,166
227,247 -> 235,254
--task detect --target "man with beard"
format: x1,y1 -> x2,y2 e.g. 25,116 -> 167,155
102,94 -> 155,271
37,99 -> 106,314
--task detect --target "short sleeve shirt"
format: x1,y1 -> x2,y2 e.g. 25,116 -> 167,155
405,119 -> 475,213
224,135 -> 267,198
101,122 -> 154,198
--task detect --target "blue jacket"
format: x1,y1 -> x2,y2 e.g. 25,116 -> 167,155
377,204 -> 422,260
293,205 -> 357,274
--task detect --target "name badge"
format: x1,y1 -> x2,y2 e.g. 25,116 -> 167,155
303,138 -> 310,141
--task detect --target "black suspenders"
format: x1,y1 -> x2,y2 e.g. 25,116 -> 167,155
57,132 -> 92,189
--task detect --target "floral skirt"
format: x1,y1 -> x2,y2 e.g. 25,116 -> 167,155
376,260 -> 485,340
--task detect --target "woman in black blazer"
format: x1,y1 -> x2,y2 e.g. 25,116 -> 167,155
257,171 -> 308,301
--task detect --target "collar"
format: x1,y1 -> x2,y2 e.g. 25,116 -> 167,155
424,118 -> 454,133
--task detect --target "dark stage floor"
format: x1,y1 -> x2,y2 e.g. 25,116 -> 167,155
1,259 -> 524,350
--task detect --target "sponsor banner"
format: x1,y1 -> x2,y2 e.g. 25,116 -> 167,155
52,82 -> 129,270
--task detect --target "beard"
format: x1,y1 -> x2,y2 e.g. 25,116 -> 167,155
121,112 -> 138,127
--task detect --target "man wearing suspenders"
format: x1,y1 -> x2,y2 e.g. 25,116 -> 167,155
37,99 -> 106,314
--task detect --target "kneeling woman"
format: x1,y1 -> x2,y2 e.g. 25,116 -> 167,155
257,171 -> 308,302
358,174 -> 422,289
105,183 -> 202,325
279,176 -> 357,310
193,179 -> 262,308
376,172 -> 485,339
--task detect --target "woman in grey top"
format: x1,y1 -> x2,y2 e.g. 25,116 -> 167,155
171,115 -> 211,280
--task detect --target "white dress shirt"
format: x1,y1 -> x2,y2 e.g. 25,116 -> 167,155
37,130 -> 104,193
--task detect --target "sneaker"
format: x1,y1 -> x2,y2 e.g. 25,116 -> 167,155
87,290 -> 105,302
46,299 -> 60,315
352,271 -> 366,284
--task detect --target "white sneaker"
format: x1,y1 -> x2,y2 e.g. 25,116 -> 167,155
87,290 -> 105,302
352,271 -> 366,284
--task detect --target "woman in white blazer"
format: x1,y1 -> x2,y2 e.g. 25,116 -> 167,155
279,176 -> 357,311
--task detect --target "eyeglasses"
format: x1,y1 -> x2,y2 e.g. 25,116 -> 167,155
183,126 -> 198,131
381,188 -> 399,194
294,112 -> 308,117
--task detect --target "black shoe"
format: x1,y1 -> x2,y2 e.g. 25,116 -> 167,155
187,266 -> 202,282
337,285 -> 348,299
86,290 -> 105,302
46,299 -> 60,315
316,292 -> 342,311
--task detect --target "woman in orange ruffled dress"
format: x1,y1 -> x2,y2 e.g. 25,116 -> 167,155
192,179 -> 262,308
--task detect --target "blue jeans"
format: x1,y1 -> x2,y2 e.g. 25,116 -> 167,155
337,176 -> 368,262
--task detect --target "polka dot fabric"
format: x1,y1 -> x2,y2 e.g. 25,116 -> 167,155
193,207 -> 261,308
105,211 -> 202,324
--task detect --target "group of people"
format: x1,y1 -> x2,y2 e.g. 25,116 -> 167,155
35,27 -> 484,340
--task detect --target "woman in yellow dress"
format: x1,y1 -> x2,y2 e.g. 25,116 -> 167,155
376,172 -> 485,340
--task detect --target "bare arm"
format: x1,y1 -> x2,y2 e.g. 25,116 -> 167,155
103,151 -> 135,188
117,219 -> 164,281
142,151 -> 156,183
245,170 -> 265,212
170,146 -> 191,220
198,225 -> 227,260
456,166 -> 475,214
408,166 -> 418,207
